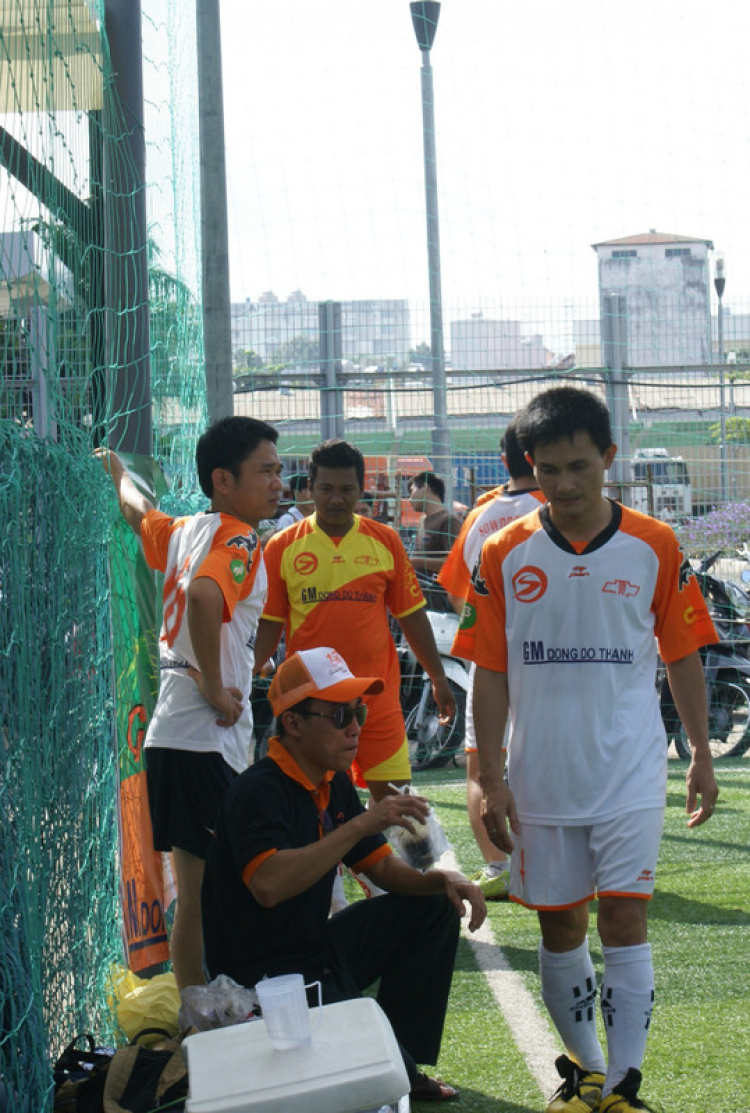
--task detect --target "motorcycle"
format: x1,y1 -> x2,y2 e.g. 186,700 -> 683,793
660,551 -> 750,759
397,575 -> 471,772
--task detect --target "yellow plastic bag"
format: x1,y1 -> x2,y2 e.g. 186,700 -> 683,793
109,965 -> 180,1043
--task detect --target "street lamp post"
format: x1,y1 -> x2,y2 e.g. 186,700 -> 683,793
714,253 -> 727,502
409,1 -> 451,499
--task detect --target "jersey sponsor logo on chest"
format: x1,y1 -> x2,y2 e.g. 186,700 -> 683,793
512,565 -> 548,603
602,578 -> 640,597
523,640 -> 635,665
516,562 -> 642,600
301,585 -> 378,604
293,551 -> 318,575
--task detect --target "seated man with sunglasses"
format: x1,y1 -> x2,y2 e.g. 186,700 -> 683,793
201,646 -> 485,1103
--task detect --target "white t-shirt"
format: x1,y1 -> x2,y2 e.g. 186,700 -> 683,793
273,505 -> 305,532
141,510 -> 267,773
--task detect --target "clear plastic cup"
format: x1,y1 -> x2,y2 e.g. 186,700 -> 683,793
255,973 -> 323,1050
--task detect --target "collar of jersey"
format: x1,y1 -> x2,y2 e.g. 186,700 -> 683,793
540,498 -> 622,554
268,736 -> 334,808
311,512 -> 359,544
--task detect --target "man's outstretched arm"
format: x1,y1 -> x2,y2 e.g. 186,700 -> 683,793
96,448 -> 153,537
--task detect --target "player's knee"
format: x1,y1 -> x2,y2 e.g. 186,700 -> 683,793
597,896 -> 648,946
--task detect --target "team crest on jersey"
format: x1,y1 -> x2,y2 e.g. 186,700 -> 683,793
227,532 -> 258,572
602,579 -> 640,597
512,566 -> 548,603
355,555 -> 379,567
293,551 -> 318,576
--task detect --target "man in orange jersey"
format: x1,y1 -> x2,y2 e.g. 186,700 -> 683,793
254,439 -> 455,801
438,419 -> 543,899
455,387 -> 719,1113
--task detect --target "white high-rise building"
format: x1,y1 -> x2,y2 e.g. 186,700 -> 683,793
592,231 -> 713,367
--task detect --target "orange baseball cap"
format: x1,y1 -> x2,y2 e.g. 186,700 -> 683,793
268,647 -> 384,717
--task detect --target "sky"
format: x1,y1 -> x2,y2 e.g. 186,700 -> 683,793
217,0 -> 750,332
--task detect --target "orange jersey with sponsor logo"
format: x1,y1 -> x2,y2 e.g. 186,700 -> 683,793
453,501 -> 718,824
262,513 -> 424,705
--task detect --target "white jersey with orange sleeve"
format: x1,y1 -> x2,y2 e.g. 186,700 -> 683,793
438,485 -> 544,603
141,509 -> 267,773
453,501 -> 718,825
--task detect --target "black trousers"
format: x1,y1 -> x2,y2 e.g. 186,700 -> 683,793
318,893 -> 460,1085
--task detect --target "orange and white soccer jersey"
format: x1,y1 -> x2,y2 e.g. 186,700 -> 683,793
453,501 -> 718,825
439,484 -> 545,753
141,509 -> 267,773
439,485 -> 544,603
262,514 -> 425,782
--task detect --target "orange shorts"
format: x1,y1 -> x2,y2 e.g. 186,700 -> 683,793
350,690 -> 411,787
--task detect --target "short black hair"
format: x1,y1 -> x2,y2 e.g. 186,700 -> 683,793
516,386 -> 613,458
500,417 -> 535,479
410,471 -> 445,502
309,439 -> 365,488
196,416 -> 278,497
288,472 -> 309,494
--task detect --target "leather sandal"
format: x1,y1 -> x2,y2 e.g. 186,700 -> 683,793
410,1070 -> 460,1102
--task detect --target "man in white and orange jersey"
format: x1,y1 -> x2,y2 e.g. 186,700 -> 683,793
254,439 -> 455,802
438,419 -> 543,899
100,417 -> 284,989
454,387 -> 719,1113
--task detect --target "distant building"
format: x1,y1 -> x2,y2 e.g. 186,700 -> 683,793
231,291 -> 411,369
450,315 -> 554,373
592,231 -> 713,367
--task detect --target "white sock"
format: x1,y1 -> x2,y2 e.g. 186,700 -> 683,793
600,943 -> 654,1097
540,939 -> 606,1073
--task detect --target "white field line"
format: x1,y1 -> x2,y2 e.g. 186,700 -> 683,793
441,848 -> 560,1098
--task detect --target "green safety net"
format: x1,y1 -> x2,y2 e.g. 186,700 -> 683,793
0,2 -> 207,1109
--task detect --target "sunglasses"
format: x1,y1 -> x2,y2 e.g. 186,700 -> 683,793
301,703 -> 368,730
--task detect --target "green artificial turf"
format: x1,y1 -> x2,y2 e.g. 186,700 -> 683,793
404,758 -> 750,1112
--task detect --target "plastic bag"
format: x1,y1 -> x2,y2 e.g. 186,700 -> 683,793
109,966 -> 181,1043
386,784 -> 450,870
178,974 -> 260,1032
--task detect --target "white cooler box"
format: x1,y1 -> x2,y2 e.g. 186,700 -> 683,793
183,996 -> 410,1113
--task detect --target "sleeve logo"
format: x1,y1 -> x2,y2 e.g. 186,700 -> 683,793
512,566 -> 548,603
459,601 -> 477,630
470,558 -> 490,596
227,531 -> 258,572
678,553 -> 695,591
230,558 -> 246,583
293,551 -> 318,576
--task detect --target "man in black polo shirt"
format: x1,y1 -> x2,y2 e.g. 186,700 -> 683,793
202,646 -> 485,1103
